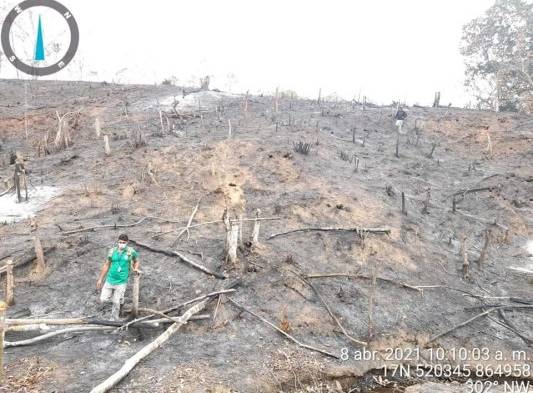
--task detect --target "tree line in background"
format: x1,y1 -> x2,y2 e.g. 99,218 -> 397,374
462,0 -> 532,113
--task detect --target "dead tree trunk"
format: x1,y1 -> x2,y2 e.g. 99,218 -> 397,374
477,229 -> 491,266
433,92 -> 441,108
222,209 -> 239,268
238,215 -> 244,247
104,135 -> 111,156
5,260 -> 14,306
33,237 -> 46,274
421,189 -> 431,214
251,209 -> 261,248
0,301 -> 6,381
89,299 -> 208,393
95,118 -> 101,138
13,166 -> 21,203
13,160 -> 27,203
353,156 -> 360,172
461,235 -> 469,280
132,273 -> 140,317
227,223 -> 239,267
395,131 -> 400,158
452,195 -> 457,213
427,142 -> 437,159
486,130 -> 493,157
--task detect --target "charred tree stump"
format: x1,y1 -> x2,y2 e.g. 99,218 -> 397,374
395,131 -> 400,158
132,272 -> 140,317
104,135 -> 111,156
227,223 -> 239,267
223,209 -> 239,268
452,195 -> 457,213
5,261 -> 14,306
422,189 -> 431,214
13,161 -> 27,203
251,209 -> 261,248
353,156 -> 360,173
89,299 -> 209,393
433,92 -> 441,108
427,142 -> 437,159
238,215 -> 244,247
461,235 -> 470,280
33,237 -> 46,274
477,229 -> 491,267
95,118 -> 101,138
0,301 -> 6,381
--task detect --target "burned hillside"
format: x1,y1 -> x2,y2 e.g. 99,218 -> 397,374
0,79 -> 532,392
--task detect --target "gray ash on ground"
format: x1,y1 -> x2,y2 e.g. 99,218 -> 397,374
0,80 -> 532,392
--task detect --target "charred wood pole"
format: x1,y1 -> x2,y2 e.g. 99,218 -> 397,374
249,208 -> 262,249
13,161 -> 27,203
33,237 -> 46,274
0,260 -> 16,305
395,131 -> 400,158
477,229 -> 491,267
0,301 -> 6,381
422,189 -> 431,215
131,272 -> 140,317
461,235 -> 470,280
104,135 -> 111,156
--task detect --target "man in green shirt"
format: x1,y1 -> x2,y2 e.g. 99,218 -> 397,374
96,234 -> 140,320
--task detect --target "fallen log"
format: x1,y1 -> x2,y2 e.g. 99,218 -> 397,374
129,239 -> 225,279
151,216 -> 284,238
137,308 -> 189,324
6,315 -> 210,333
7,317 -> 87,326
227,297 -> 339,359
1,247 -> 56,272
428,305 -> 533,344
61,217 -> 148,235
306,273 -> 423,292
6,317 -> 204,328
117,288 -> 237,331
443,186 -> 496,201
5,326 -> 113,348
268,227 -> 391,240
299,276 -> 366,346
90,299 -> 208,393
7,323 -> 50,332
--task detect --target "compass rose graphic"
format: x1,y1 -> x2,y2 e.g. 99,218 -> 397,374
1,0 -> 79,76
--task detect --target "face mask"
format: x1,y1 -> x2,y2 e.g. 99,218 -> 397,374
118,243 -> 126,250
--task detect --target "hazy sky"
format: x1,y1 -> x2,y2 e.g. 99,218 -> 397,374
0,0 -> 496,105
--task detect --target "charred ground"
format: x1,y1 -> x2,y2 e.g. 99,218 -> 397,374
0,79 -> 532,392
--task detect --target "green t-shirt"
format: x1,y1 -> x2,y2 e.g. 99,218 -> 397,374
106,246 -> 138,285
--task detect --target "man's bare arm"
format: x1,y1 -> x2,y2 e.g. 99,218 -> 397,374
132,258 -> 140,274
96,261 -> 110,289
